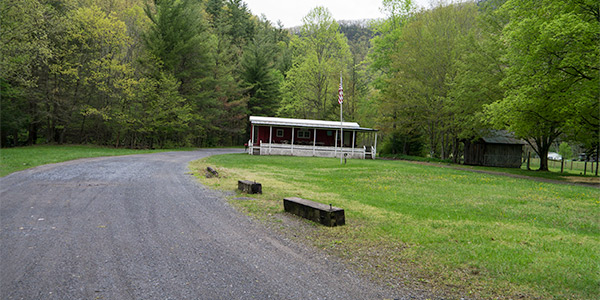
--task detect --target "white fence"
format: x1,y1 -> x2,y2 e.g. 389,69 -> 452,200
248,141 -> 375,159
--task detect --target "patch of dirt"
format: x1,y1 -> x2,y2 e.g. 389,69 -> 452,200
564,176 -> 600,185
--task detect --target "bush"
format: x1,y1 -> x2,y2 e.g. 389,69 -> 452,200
380,131 -> 425,156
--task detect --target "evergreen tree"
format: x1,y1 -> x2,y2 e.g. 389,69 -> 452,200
242,18 -> 284,117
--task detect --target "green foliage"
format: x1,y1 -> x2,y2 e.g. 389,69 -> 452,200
559,142 -> 573,160
375,2 -> 478,160
279,7 -> 352,120
380,130 -> 424,156
0,79 -> 29,146
1,0 -> 276,148
0,0 -> 54,87
339,20 -> 374,125
485,0 -> 600,171
369,0 -> 415,75
241,22 -> 283,117
446,0 -> 507,141
2,0 -> 597,158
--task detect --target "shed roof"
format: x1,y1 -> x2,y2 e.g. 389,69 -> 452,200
481,130 -> 526,145
249,116 -> 377,131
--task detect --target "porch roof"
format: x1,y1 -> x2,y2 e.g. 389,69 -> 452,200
249,116 -> 377,132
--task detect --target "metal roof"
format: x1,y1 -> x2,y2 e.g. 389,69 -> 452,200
249,116 -> 377,131
481,130 -> 526,145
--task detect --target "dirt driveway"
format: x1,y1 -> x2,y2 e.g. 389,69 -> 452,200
1,149 -> 404,299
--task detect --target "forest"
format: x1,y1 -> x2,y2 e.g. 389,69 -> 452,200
2,0 -> 598,170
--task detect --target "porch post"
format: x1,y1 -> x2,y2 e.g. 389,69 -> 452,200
352,131 -> 355,156
250,124 -> 255,155
313,128 -> 317,156
374,132 -> 378,159
334,130 -> 338,157
291,127 -> 295,155
269,126 -> 272,154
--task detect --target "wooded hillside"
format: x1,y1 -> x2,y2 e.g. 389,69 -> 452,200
2,0 -> 598,170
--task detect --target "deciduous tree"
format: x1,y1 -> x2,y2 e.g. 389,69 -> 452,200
278,7 -> 351,120
486,0 -> 599,171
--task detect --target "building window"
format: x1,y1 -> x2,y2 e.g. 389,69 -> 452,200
276,129 -> 284,137
327,130 -> 333,136
297,129 -> 311,139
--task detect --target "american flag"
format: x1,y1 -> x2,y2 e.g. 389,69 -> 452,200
338,75 -> 343,105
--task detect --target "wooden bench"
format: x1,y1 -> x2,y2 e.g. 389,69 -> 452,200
283,197 -> 345,227
238,180 -> 262,194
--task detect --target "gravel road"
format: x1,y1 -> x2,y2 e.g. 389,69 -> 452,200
0,149 -> 402,299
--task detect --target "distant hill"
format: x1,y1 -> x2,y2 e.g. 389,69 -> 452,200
287,19 -> 377,45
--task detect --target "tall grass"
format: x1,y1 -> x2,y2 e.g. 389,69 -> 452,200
191,154 -> 600,299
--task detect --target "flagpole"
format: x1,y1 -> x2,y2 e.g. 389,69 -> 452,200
339,72 -> 343,164
340,97 -> 343,164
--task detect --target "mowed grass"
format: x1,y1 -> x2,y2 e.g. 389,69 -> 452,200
0,145 -> 180,177
191,154 -> 600,299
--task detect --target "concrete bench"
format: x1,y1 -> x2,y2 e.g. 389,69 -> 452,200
238,180 -> 262,194
283,197 -> 345,227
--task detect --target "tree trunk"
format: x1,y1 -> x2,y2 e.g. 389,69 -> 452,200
58,126 -> 65,145
0,128 -> 7,147
538,144 -> 551,171
528,135 -> 556,171
596,144 -> 599,177
46,115 -> 53,143
79,116 -> 86,144
27,122 -> 37,145
441,133 -> 445,160
115,130 -> 120,148
452,138 -> 460,164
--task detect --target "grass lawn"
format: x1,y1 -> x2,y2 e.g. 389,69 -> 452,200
191,154 -> 600,299
0,145 -> 183,177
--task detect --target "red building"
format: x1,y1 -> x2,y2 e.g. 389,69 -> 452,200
248,116 -> 378,159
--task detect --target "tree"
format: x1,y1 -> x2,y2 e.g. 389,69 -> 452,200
143,0 -> 223,146
446,0 -> 508,161
486,0 -> 599,171
368,0 -> 417,155
1,0 -> 267,148
144,0 -> 213,94
241,18 -> 284,117
339,20 -> 374,123
278,7 -> 351,120
0,0 -> 54,145
559,142 -> 573,160
377,2 -> 478,158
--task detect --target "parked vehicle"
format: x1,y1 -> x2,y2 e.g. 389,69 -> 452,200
548,152 -> 562,161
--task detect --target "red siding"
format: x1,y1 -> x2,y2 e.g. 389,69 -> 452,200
254,125 -> 355,147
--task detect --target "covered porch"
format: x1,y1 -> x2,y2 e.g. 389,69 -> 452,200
248,116 -> 378,159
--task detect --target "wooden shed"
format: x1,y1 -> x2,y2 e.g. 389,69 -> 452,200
463,131 -> 525,168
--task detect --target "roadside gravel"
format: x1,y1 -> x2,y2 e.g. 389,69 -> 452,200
0,149 -> 416,299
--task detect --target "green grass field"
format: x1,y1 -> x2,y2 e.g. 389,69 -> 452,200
0,145 -> 180,177
191,154 -> 600,299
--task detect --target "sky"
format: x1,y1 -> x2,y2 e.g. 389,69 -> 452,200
243,0 -> 435,28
